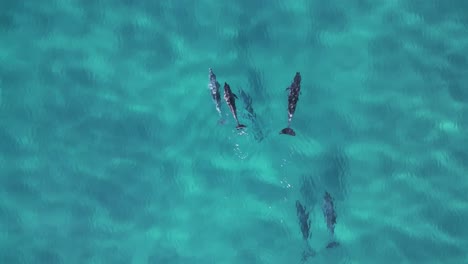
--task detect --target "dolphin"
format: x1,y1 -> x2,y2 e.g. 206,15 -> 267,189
280,72 -> 302,136
322,191 -> 337,235
223,82 -> 246,129
208,68 -> 223,119
296,200 -> 315,262
296,200 -> 311,240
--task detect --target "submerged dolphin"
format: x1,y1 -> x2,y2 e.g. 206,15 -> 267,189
296,200 -> 311,240
280,72 -> 302,136
208,68 -> 223,119
296,200 -> 315,262
322,191 -> 339,249
223,82 -> 246,129
322,191 -> 337,235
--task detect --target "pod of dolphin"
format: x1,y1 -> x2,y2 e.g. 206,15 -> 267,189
208,68 -> 339,260
208,68 -> 301,136
296,192 -> 339,262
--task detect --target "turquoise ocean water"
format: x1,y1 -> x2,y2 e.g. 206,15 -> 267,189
1,1 -> 468,263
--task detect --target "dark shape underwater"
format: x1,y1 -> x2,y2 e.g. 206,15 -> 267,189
238,88 -> 264,141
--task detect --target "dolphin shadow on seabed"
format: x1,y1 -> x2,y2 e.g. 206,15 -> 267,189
238,88 -> 265,142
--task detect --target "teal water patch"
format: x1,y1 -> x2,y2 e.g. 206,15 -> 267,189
1,0 -> 468,263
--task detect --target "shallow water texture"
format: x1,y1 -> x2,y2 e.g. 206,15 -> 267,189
1,1 -> 467,263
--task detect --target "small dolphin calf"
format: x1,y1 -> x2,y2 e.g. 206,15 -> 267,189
223,82 -> 246,129
280,72 -> 302,136
208,68 -> 223,118
322,191 -> 337,235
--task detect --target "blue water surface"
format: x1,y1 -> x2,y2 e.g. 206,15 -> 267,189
1,1 -> 467,263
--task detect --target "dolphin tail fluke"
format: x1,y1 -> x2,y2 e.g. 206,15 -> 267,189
236,124 -> 246,130
301,242 -> 316,262
325,241 -> 340,249
280,127 -> 296,136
